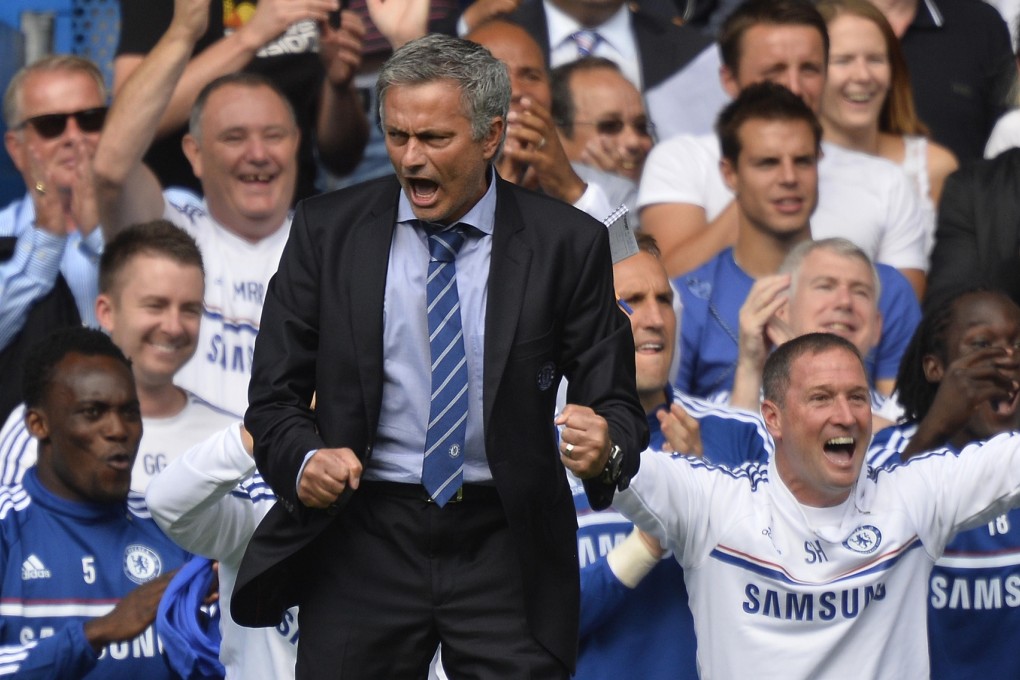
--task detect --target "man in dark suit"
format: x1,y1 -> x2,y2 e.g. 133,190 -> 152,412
233,33 -> 647,679
508,0 -> 728,140
926,148 -> 1020,311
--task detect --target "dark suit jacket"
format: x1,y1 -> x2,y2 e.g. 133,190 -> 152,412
926,149 -> 1020,312
508,0 -> 714,91
233,175 -> 647,669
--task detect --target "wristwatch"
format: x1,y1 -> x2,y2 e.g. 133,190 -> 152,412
598,443 -> 628,490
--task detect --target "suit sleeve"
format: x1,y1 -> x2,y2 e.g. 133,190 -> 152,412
925,167 -> 980,311
561,227 -> 648,509
245,201 -> 326,514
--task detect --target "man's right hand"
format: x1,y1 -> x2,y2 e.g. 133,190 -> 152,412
738,273 -> 790,370
298,447 -> 363,508
82,572 -> 175,653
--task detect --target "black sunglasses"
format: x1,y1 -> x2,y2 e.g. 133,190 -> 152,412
14,107 -> 108,139
573,119 -> 655,137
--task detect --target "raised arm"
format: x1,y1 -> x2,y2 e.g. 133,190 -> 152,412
0,141 -> 98,350
113,0 -> 340,138
902,346 -> 1019,459
729,274 -> 790,411
314,10 -> 370,176
93,0 -> 212,236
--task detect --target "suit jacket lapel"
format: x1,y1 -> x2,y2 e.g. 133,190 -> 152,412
483,179 -> 532,429
349,180 -> 400,432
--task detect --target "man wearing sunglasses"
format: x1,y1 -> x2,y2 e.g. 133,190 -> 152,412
551,57 -> 654,184
0,55 -> 109,422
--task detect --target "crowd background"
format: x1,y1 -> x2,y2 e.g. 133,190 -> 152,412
4,0 -> 1020,677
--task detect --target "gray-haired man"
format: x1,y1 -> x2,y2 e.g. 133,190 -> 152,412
232,33 -> 647,679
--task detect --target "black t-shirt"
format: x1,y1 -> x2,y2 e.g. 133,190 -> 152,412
117,0 -> 323,201
900,0 -> 1016,163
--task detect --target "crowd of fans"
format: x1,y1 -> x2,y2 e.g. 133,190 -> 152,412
2,0 -> 1020,677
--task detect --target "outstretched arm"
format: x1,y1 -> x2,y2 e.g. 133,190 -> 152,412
113,0 -> 340,137
93,0 -> 212,236
315,10 -> 370,176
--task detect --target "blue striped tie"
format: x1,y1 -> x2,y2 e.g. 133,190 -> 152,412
570,29 -> 602,57
423,224 -> 469,506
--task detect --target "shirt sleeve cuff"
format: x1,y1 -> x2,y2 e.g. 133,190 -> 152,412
79,226 -> 105,257
296,449 -> 318,495
572,181 -> 615,222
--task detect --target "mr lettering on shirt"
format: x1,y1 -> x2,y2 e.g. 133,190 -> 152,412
201,278 -> 264,374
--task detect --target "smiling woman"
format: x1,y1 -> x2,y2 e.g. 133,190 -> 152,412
816,0 -> 957,240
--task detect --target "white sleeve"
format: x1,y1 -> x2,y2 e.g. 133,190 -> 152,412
0,404 -> 37,486
898,432 -> 1020,556
984,111 -> 1020,159
873,167 -> 930,272
144,423 -> 259,562
571,180 -> 615,222
613,449 -> 739,569
636,136 -> 714,210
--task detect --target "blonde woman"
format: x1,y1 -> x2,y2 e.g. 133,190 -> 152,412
817,0 -> 957,253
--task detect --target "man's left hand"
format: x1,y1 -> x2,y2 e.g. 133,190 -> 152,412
556,404 -> 611,479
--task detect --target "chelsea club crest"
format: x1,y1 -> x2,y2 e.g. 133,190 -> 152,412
843,525 -> 882,554
123,544 -> 163,584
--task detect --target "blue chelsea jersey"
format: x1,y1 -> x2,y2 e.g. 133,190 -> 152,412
0,468 -> 189,678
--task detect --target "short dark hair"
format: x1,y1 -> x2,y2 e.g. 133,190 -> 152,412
189,72 -> 296,142
763,333 -> 864,406
716,81 -> 822,164
719,0 -> 829,74
22,327 -> 131,409
99,220 -> 204,296
635,231 -> 662,258
550,57 -> 622,138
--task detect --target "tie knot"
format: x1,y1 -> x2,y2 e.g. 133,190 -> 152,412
426,224 -> 467,262
570,29 -> 602,57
